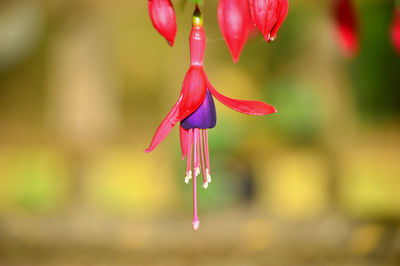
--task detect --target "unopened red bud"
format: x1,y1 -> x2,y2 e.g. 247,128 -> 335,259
391,8 -> 400,56
218,0 -> 253,63
333,0 -> 359,58
249,0 -> 289,42
148,0 -> 177,46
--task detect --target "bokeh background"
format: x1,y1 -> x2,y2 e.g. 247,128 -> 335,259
0,0 -> 400,265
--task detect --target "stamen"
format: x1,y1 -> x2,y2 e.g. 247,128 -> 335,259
194,129 -> 201,176
197,129 -> 202,175
203,129 -> 211,183
192,159 -> 200,231
199,129 -> 208,189
193,129 -> 199,177
206,169 -> 211,184
185,129 -> 193,184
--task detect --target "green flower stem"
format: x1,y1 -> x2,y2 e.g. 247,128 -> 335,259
188,0 -> 203,5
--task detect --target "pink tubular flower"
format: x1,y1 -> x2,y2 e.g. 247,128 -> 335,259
391,7 -> 400,56
145,7 -> 276,231
148,0 -> 177,46
218,0 -> 253,63
249,0 -> 289,42
333,0 -> 359,58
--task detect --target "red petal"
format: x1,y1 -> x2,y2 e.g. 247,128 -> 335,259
148,0 -> 177,46
178,67 -> 207,120
144,95 -> 183,153
204,73 -> 277,116
179,126 -> 189,160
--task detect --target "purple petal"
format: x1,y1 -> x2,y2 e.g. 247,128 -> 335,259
181,89 -> 217,130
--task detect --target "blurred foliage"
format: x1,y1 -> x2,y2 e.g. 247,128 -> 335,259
352,2 -> 400,121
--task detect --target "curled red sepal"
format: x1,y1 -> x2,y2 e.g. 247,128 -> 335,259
218,0 -> 252,63
148,0 -> 177,46
334,0 -> 359,58
391,8 -> 400,56
204,72 -> 277,116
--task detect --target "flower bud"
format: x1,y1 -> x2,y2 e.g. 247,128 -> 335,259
269,0 -> 289,41
249,0 -> 288,42
333,0 -> 359,58
391,8 -> 400,56
148,0 -> 177,46
218,0 -> 252,62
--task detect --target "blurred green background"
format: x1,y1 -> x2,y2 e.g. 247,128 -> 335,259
0,0 -> 399,265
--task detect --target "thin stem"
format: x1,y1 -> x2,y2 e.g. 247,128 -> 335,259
199,129 -> 207,188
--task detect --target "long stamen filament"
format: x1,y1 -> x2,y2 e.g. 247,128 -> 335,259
204,129 -> 211,183
185,129 -> 193,184
195,130 -> 201,176
193,130 -> 198,177
199,129 -> 208,189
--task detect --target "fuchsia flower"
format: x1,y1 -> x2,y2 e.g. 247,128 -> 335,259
391,7 -> 400,56
145,7 -> 276,231
218,0 -> 253,62
333,0 -> 359,58
148,0 -> 177,46
249,0 -> 289,42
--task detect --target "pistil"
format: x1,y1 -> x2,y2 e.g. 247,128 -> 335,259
192,159 -> 200,231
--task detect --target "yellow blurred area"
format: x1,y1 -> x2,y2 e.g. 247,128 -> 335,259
263,150 -> 330,219
87,148 -> 178,215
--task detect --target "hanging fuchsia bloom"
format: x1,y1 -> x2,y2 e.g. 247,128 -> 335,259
145,7 -> 276,231
391,7 -> 400,56
148,0 -> 177,46
218,0 -> 253,62
249,0 -> 289,42
333,0 -> 359,58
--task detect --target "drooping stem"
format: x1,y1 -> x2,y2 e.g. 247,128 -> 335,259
188,0 -> 204,6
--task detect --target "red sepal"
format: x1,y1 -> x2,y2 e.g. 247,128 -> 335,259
204,73 -> 277,116
178,67 -> 207,120
145,95 -> 182,153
